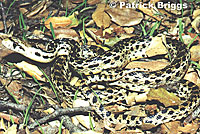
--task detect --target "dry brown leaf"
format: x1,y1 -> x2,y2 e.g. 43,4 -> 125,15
126,61 -> 168,71
187,32 -> 200,41
147,88 -> 182,107
124,27 -> 134,34
110,129 -> 143,134
73,100 -> 95,129
106,7 -> 143,26
184,68 -> 199,85
125,92 -> 137,105
191,16 -> 200,33
20,0 -> 52,18
87,0 -> 101,5
138,4 -> 163,21
45,17 -> 72,29
5,124 -> 17,134
0,39 -> 14,61
0,112 -> 19,124
145,104 -> 157,115
14,61 -> 45,81
70,0 -> 101,5
146,36 -> 167,57
70,0 -> 83,3
135,93 -> 148,103
53,28 -> 79,38
127,106 -> 146,117
190,45 -> 200,61
114,123 -> 127,131
160,121 -> 180,134
105,105 -> 128,112
0,77 -> 22,99
193,9 -> 200,19
92,4 -> 111,28
43,108 -> 55,114
0,21 -> 12,31
0,118 -> 6,132
178,122 -> 199,134
113,26 -> 125,35
72,130 -> 102,134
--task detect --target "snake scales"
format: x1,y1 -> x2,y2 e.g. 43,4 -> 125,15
0,33 -> 199,130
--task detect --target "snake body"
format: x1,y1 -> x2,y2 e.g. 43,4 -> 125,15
0,33 -> 199,130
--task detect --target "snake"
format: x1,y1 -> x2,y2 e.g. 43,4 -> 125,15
0,32 -> 199,130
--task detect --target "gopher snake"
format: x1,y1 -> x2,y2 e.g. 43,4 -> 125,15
0,33 -> 199,130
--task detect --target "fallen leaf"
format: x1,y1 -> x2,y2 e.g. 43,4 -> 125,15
134,93 -> 148,103
70,0 -> 83,3
114,123 -> 127,131
113,26 -> 125,35
14,61 -> 45,81
147,88 -> 182,107
0,77 -> 22,99
87,0 -> 101,5
5,124 -> 17,134
178,122 -> 199,134
184,68 -> 199,85
53,28 -> 79,38
105,105 -> 128,113
73,100 -> 95,129
92,4 -> 111,28
0,21 -> 11,31
106,7 -> 143,26
0,112 -> 19,124
146,36 -> 167,57
0,37 -> 14,61
69,0 -> 101,5
20,0 -> 52,18
72,130 -> 102,134
145,104 -> 157,115
124,27 -> 134,34
67,13 -> 79,28
43,108 -> 55,114
193,9 -> 200,19
126,61 -> 168,71
190,45 -> 200,61
125,92 -> 137,105
127,106 -> 146,117
191,16 -> 200,33
0,118 -> 6,132
45,17 -> 72,29
160,121 -> 180,134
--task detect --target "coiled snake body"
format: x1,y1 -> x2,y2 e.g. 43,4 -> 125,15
0,33 -> 199,130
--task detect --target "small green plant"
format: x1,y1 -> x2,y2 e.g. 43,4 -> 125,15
59,118 -> 64,134
39,67 -> 60,103
23,75 -> 43,126
178,18 -> 184,42
89,112 -> 94,130
67,0 -> 87,16
6,0 -> 16,16
19,12 -> 27,40
187,34 -> 199,48
50,22 -> 55,39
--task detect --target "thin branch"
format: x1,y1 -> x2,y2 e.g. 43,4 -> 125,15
0,100 -> 26,111
28,106 -> 93,130
59,115 -> 83,132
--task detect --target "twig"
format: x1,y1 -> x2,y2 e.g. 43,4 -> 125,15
0,2 -> 7,33
0,100 -> 26,111
59,115 -> 83,132
28,106 -> 93,130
